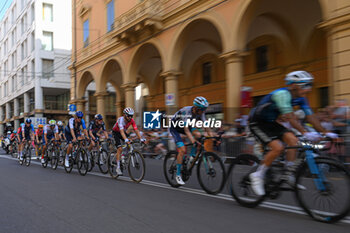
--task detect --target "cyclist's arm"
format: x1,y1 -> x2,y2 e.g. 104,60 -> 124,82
70,128 -> 77,141
120,129 -> 128,141
135,129 -> 142,140
184,127 -> 196,144
305,114 -> 327,134
282,112 -> 307,134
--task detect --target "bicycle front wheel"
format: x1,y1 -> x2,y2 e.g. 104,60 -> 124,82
98,149 -> 109,174
295,158 -> 350,223
196,152 -> 225,194
25,147 -> 31,167
228,153 -> 265,208
76,149 -> 88,176
127,150 -> 145,183
107,152 -> 119,179
163,151 -> 180,188
51,150 -> 59,170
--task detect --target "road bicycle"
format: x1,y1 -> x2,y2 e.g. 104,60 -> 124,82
19,140 -> 32,166
41,140 -> 60,170
108,140 -> 145,183
87,138 -> 109,174
163,136 -> 225,195
64,139 -> 89,176
227,137 -> 350,223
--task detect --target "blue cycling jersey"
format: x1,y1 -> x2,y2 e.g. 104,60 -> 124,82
250,87 -> 313,122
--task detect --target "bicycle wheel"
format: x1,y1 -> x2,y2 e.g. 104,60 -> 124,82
41,155 -> 48,168
25,146 -> 31,167
108,152 -> 119,179
51,149 -> 59,170
196,152 -> 225,194
77,149 -> 88,176
87,151 -> 95,172
295,158 -> 350,223
228,153 -> 265,208
163,151 -> 181,188
11,144 -> 17,158
64,156 -> 73,173
98,149 -> 108,174
128,150 -> 145,183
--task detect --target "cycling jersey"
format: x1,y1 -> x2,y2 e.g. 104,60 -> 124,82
20,124 -> 34,140
58,126 -> 64,134
89,120 -> 106,136
35,129 -> 44,138
249,87 -> 313,122
44,125 -> 58,137
65,118 -> 86,135
112,117 -> 137,132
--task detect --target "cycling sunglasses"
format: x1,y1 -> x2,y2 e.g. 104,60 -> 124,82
126,114 -> 134,118
296,83 -> 312,90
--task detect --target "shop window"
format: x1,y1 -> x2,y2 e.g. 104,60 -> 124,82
256,45 -> 268,72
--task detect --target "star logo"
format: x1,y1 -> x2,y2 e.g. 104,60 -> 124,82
150,110 -> 162,122
143,110 -> 162,129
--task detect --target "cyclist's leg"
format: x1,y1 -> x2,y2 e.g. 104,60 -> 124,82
283,132 -> 298,166
169,127 -> 186,185
190,128 -> 201,157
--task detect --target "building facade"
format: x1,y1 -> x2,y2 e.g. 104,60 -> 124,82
0,0 -> 72,134
70,0 -> 350,126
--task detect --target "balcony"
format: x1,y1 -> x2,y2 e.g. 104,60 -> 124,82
112,0 -> 165,44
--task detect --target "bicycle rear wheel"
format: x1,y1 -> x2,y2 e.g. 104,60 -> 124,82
163,151 -> 180,188
98,149 -> 109,174
107,152 -> 119,179
51,150 -> 59,170
128,150 -> 145,183
25,146 -> 31,167
295,158 -> 350,223
197,152 -> 225,194
228,153 -> 265,208
64,156 -> 73,173
77,149 -> 88,176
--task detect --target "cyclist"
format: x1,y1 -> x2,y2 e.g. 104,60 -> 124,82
169,96 -> 215,185
19,119 -> 35,161
248,71 -> 338,196
42,120 -> 60,164
64,111 -> 89,167
88,114 -> 109,153
9,130 -> 17,154
57,121 -> 66,141
35,124 -> 44,159
112,107 -> 145,175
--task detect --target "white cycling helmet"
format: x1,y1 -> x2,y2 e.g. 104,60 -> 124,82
193,96 -> 209,109
285,71 -> 314,85
123,107 -> 134,116
57,121 -> 63,126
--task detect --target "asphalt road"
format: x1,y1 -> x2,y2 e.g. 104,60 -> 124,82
0,153 -> 349,233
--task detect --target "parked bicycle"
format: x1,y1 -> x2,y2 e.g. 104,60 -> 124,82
227,137 -> 350,223
163,136 -> 226,195
107,140 -> 145,183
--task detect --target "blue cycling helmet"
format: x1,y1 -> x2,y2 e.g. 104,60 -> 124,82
13,130 -> 17,134
76,111 -> 84,118
25,118 -> 32,123
193,96 -> 209,110
95,114 -> 103,120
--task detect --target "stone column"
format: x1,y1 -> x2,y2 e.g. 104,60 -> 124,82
0,106 -> 4,135
6,102 -> 11,120
115,101 -> 123,117
122,83 -> 137,109
94,91 -> 109,121
24,92 -> 30,114
161,71 -> 181,115
34,78 -> 44,117
14,98 -> 20,129
319,12 -> 350,103
220,51 -> 245,123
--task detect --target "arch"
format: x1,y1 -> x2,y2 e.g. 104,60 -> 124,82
167,14 -> 227,71
127,39 -> 165,84
99,58 -> 125,95
77,70 -> 96,99
230,0 -> 325,51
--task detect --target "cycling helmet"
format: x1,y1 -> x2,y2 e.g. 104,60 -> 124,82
38,124 -> 44,128
193,96 -> 209,109
25,118 -> 32,124
123,107 -> 134,116
20,123 -> 25,127
76,111 -> 84,118
95,114 -> 103,120
49,120 -> 56,126
57,121 -> 63,126
13,130 -> 17,134
7,131 -> 11,134
285,71 -> 314,85
6,123 -> 12,127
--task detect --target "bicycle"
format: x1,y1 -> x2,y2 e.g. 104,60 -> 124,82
163,136 -> 226,195
42,140 -> 60,170
87,138 -> 109,174
19,140 -> 32,166
64,139 -> 89,176
227,137 -> 350,223
107,140 -> 146,183
11,139 -> 18,158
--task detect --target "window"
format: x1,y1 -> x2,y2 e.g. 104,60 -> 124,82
31,32 -> 35,51
83,19 -> 89,47
43,3 -> 53,22
319,87 -> 329,108
4,81 -> 8,97
12,54 -> 15,69
31,60 -> 35,79
21,43 -> 24,60
31,3 -> 35,22
11,76 -> 16,92
107,0 -> 114,32
42,31 -> 53,51
256,45 -> 268,72
21,17 -> 24,34
21,0 -> 25,10
202,62 -> 212,85
42,59 -> 53,79
21,68 -> 24,86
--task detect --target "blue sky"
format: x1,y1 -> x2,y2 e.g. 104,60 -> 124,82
0,0 -> 13,21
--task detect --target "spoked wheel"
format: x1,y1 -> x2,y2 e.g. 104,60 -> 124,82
24,147 -> 31,167
197,152 -> 225,195
11,144 -> 18,158
228,153 -> 265,208
87,151 -> 96,172
41,154 -> 49,168
295,158 -> 350,223
64,156 -> 73,173
128,150 -> 145,183
98,149 -> 109,174
76,149 -> 88,176
163,151 -> 180,188
107,152 -> 119,179
50,150 -> 59,170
